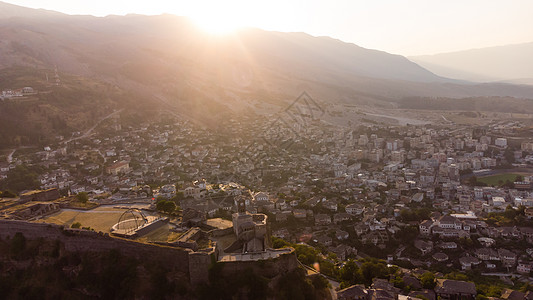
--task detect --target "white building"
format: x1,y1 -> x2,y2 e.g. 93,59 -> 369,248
492,197 -> 506,207
495,138 -> 507,148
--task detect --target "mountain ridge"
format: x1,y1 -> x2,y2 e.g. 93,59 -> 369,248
0,1 -> 532,117
410,42 -> 533,83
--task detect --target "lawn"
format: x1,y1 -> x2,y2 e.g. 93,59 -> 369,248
38,207 -> 128,232
477,173 -> 524,186
136,224 -> 176,243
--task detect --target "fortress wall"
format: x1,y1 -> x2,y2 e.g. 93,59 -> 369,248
219,250 -> 298,279
0,220 -> 192,274
0,220 -> 294,286
189,251 -> 215,285
0,220 -> 66,239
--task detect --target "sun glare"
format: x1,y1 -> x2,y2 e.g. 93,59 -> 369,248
191,13 -> 242,35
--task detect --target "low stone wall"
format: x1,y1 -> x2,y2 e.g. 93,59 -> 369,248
135,217 -> 168,236
209,227 -> 233,237
20,188 -> 60,202
174,227 -> 202,251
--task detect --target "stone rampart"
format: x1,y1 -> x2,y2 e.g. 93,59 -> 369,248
219,249 -> 298,279
0,220 -> 293,287
0,220 -> 192,276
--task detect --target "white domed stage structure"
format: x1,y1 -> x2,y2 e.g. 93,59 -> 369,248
110,208 -> 167,238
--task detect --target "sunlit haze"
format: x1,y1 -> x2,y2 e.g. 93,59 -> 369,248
3,0 -> 533,55
2,0 -> 533,298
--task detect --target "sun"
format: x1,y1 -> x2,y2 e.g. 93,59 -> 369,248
191,12 -> 243,35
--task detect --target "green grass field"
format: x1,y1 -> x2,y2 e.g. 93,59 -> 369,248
38,207 -> 135,232
477,173 -> 524,186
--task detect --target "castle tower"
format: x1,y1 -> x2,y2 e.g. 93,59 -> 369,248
237,196 -> 246,213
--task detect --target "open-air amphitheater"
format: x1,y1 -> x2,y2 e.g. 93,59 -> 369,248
110,208 -> 167,237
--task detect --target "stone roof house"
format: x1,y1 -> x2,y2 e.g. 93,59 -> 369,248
435,279 -> 476,299
336,285 -> 367,300
414,239 -> 433,255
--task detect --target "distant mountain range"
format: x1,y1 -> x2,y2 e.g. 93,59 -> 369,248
0,0 -> 532,132
410,42 -> 533,84
0,1 -> 443,84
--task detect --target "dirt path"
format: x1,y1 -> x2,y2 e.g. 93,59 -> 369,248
63,108 -> 124,144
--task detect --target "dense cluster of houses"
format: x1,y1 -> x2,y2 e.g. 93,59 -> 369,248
2,108 -> 533,295
337,278 -> 482,300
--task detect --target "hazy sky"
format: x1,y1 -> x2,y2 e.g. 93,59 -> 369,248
4,0 -> 533,56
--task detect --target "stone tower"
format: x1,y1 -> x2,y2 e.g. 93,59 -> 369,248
237,196 -> 246,213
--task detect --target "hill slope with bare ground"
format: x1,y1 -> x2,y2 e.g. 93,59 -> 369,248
1,1 -> 533,148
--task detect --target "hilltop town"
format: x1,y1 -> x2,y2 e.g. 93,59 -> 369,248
1,104 -> 533,298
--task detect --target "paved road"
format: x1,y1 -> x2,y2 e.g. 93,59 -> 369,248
327,278 -> 339,300
364,112 -> 430,126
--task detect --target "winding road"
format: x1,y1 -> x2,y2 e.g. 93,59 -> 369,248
5,146 -> 33,163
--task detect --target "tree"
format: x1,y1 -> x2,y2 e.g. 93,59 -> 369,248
420,272 -> 436,289
339,260 -> 364,286
504,149 -> 515,164
360,258 -> 390,286
71,222 -> 82,229
310,274 -> 329,290
460,169 -> 473,175
400,208 -> 431,222
156,200 -> 176,214
163,201 -> 176,214
0,190 -> 16,198
502,180 -> 514,189
76,192 -> 88,203
467,176 -> 478,185
521,282 -> 533,292
320,260 -> 338,278
172,191 -> 185,201
504,205 -> 517,219
1,164 -> 41,193
294,244 -> 319,266
395,226 -> 418,244
156,199 -> 166,212
271,236 -> 290,249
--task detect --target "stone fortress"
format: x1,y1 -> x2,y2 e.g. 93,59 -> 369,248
169,196 -> 291,262
229,197 -> 270,253
0,193 -> 297,287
